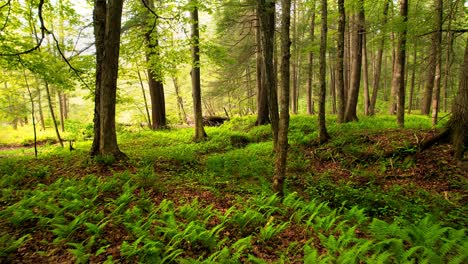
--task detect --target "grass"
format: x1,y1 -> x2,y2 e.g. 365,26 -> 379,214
0,114 -> 466,263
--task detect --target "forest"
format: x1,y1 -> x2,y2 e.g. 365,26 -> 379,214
0,0 -> 467,262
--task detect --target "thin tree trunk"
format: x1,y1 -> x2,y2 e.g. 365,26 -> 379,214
344,0 -> 364,122
291,0 -> 298,114
45,81 -> 63,147
318,0 -> 330,142
58,91 -> 65,132
389,31 -> 397,115
431,0 -> 443,126
443,33 -> 454,113
173,76 -> 187,124
137,70 -> 152,128
274,0 -> 291,197
336,0 -> 345,122
395,0 -> 408,128
190,1 -> 207,141
421,48 -> 437,114
36,87 -> 45,130
408,45 -> 417,114
306,1 -> 316,115
369,0 -> 389,116
330,61 -> 336,114
24,70 -> 38,158
363,31 -> 370,116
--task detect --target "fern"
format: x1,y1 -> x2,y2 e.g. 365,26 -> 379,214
0,234 -> 31,257
259,219 -> 289,242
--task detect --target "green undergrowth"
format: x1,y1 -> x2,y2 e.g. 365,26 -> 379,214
0,114 -> 466,262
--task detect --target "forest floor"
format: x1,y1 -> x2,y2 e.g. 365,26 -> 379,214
0,115 -> 466,263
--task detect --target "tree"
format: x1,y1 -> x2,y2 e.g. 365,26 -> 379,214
306,1 -> 316,115
318,0 -> 329,142
393,0 -> 408,128
335,0 -> 345,122
190,0 -> 207,141
256,7 -> 270,125
143,0 -> 167,130
273,0 -> 291,196
344,0 -> 364,122
430,0 -> 442,126
369,0 -> 389,116
258,0 -> 279,146
421,37 -> 468,162
91,0 -> 126,158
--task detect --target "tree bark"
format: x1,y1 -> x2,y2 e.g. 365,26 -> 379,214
90,0 -> 106,156
24,70 -> 38,158
291,0 -> 298,114
144,0 -> 166,130
336,0 -> 345,122
58,91 -> 65,132
172,76 -> 188,124
369,0 -> 389,116
344,0 -> 364,122
256,8 -> 270,125
258,0 -> 279,146
330,62 -> 336,114
274,0 -> 291,197
431,0 -> 443,126
408,45 -> 417,114
306,1 -> 316,115
137,70 -> 152,128
451,37 -> 468,161
45,81 -> 63,147
362,31 -> 370,116
394,0 -> 408,128
98,0 -> 126,158
36,86 -> 45,130
318,0 -> 330,143
190,1 -> 207,141
420,47 -> 436,115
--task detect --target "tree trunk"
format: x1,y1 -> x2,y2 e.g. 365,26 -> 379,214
330,62 -> 336,114
274,0 -> 291,197
318,0 -> 330,143
45,81 -> 63,147
291,0 -> 298,114
394,0 -> 408,128
144,0 -> 166,130
451,37 -> 468,161
190,1 -> 207,141
306,1 -> 316,115
408,45 -> 417,114
336,0 -> 345,122
172,76 -> 188,124
389,31 -> 397,115
431,0 -> 443,126
443,32 -> 453,113
24,70 -> 38,158
137,70 -> 152,128
256,8 -> 270,125
362,31 -> 370,116
90,0 -> 106,156
98,0 -> 126,158
36,87 -> 45,130
369,0 -> 389,116
258,0 -> 279,146
421,47 -> 437,114
344,0 -> 364,122
58,91 -> 65,132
